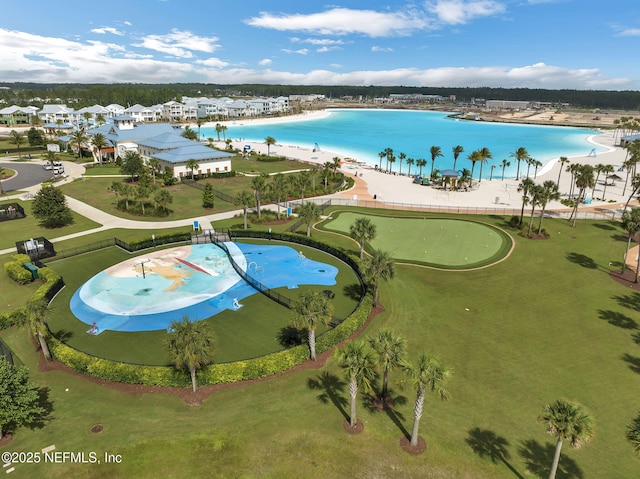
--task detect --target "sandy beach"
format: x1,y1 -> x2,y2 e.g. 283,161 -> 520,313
200,112 -> 632,214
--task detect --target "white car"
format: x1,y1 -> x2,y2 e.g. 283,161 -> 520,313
53,165 -> 65,175
42,161 -> 62,170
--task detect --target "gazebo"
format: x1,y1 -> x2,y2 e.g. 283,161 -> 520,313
440,169 -> 460,190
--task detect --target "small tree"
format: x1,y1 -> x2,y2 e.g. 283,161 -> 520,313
362,249 -> 395,307
202,183 -> 215,208
25,299 -> 52,361
626,412 -> 640,455
368,328 -> 406,400
32,185 -> 73,227
265,136 -> 276,156
165,316 -> 215,392
291,291 -> 333,361
0,357 -> 46,439
9,130 -> 25,157
120,151 -> 145,182
350,217 -> 377,259
181,126 -> 198,141
335,341 -> 377,428
153,188 -> 173,215
538,399 -> 595,479
186,159 -> 199,179
234,190 -> 255,230
402,352 -> 452,448
299,201 -> 321,237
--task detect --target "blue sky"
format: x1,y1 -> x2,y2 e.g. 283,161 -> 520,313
1,0 -> 638,90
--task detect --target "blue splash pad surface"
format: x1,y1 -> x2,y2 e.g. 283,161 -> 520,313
70,242 -> 338,333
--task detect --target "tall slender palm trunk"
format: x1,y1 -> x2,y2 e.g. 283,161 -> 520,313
349,377 -> 358,427
548,439 -> 563,479
308,329 -> 317,361
190,368 -> 197,392
411,388 -> 425,446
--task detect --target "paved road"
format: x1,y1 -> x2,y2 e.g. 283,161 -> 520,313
0,160 -> 57,193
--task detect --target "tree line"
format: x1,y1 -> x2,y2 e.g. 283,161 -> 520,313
1,83 -> 639,111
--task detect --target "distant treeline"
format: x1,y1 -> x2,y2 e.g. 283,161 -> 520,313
1,83 -> 639,111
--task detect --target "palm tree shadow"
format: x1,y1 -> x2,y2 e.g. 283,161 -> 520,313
466,428 -> 523,478
621,353 -> 640,374
342,283 -> 363,301
598,310 -> 639,329
518,439 -> 584,479
613,292 -> 640,312
307,371 -> 349,421
384,395 -> 410,439
566,252 -> 598,270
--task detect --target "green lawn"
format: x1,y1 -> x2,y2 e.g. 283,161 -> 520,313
0,200 -> 102,250
322,211 -> 512,268
1,213 -> 640,478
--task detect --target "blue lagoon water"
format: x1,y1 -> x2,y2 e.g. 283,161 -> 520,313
202,109 -> 603,178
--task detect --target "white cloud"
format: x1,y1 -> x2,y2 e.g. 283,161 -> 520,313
427,0 -> 506,25
291,37 -> 345,46
617,28 -> 640,36
281,48 -> 309,55
90,27 -> 124,36
133,28 -> 220,58
259,58 -> 272,66
246,7 -> 431,37
124,21 -> 133,27
371,46 -> 394,52
196,57 -> 229,68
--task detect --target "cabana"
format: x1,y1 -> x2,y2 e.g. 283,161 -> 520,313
440,169 -> 460,190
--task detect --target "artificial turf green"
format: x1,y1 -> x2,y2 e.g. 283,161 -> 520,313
321,211 -> 512,268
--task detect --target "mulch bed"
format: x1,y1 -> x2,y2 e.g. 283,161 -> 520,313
37,304 -> 386,406
0,434 -> 13,448
399,435 -> 426,455
609,268 -> 640,291
342,419 -> 364,434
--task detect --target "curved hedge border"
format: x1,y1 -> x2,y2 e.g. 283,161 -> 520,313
41,235 -> 372,387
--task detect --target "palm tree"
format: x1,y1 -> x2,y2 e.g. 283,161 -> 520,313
264,136 -> 276,156
69,130 -> 87,159
467,149 -> 482,181
43,151 -> 58,176
215,123 -> 223,141
592,164 -> 605,197
9,130 -> 25,157
154,188 -> 173,214
624,173 -> 640,211
269,173 -> 288,219
398,152 -> 406,175
234,190 -> 255,230
387,151 -> 396,173
335,341 -> 377,428
429,146 -> 443,178
377,150 -> 386,171
517,178 -> 536,226
478,147 -> 493,182
416,159 -> 427,177
537,181 -> 561,234
570,164 -> 595,227
90,133 -> 109,163
402,352 -> 452,447
510,147 -> 531,180
251,173 -> 269,219
538,399 -> 595,479
489,164 -> 496,181
185,159 -> 199,179
148,158 -> 161,184
384,147 -> 394,173
368,329 -> 406,400
291,291 -> 333,361
297,171 -> 312,201
165,316 -> 215,392
502,159 -> 513,180
527,184 -> 543,237
626,412 -> 640,455
181,126 -> 198,141
362,249 -> 395,307
25,299 -> 52,361
452,145 -> 464,170
349,217 -> 377,259
532,159 -> 543,179
298,201 -> 321,237
406,157 -> 415,176
621,208 -> 640,278
600,164 -> 615,200
556,157 -> 569,188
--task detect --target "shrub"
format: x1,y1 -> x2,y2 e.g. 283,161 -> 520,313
4,261 -> 33,284
12,254 -> 31,266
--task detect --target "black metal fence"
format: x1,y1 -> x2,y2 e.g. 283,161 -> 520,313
213,240 -> 293,308
182,179 -> 236,203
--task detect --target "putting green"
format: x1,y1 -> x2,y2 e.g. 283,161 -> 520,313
323,212 -> 512,269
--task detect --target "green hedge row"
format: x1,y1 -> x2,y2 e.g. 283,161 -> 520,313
47,293 -> 372,386
116,232 -> 192,252
4,254 -> 34,285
